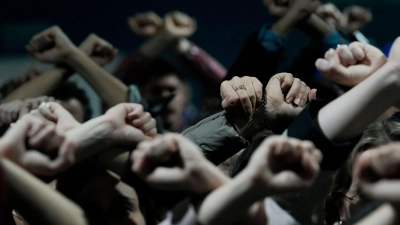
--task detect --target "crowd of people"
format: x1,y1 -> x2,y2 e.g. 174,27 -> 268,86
0,0 -> 399,224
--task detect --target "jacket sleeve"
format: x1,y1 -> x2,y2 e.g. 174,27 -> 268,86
182,111 -> 248,165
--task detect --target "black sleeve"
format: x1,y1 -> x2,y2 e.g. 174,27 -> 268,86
287,101 -> 361,170
224,32 -> 284,85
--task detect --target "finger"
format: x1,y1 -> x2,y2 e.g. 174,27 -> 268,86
308,89 -> 317,101
232,77 -> 253,118
295,83 -> 308,107
349,42 -> 366,61
127,104 -> 144,119
243,77 -> 257,115
38,105 -> 58,122
337,45 -> 357,66
132,112 -> 152,127
252,78 -> 263,107
22,151 -> 72,176
286,78 -> 302,105
139,118 -> 156,134
28,124 -> 56,151
220,81 -> 239,110
146,128 -> 158,137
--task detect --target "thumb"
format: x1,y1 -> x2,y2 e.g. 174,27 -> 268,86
221,96 -> 237,111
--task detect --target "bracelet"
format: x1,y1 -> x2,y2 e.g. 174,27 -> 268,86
261,89 -> 272,130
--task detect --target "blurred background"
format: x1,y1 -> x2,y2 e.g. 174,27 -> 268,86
1,0 -> 399,115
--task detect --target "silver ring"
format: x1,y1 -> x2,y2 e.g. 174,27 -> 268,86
40,102 -> 50,108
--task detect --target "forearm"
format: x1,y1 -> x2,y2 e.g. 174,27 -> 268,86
65,49 -> 129,107
173,39 -> 227,85
318,63 -> 400,142
272,13 -> 302,37
355,204 -> 400,225
3,158 -> 88,225
198,168 -> 264,225
300,13 -> 335,38
97,147 -> 131,175
140,31 -> 176,58
1,67 -> 72,103
62,116 -> 116,163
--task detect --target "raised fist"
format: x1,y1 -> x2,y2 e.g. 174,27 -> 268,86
26,26 -> 76,63
79,34 -> 118,66
128,11 -> 163,38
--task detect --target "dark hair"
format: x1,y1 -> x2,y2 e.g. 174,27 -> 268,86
57,161 -> 165,225
52,81 -> 92,121
138,57 -> 185,88
323,119 -> 400,225
231,130 -> 274,177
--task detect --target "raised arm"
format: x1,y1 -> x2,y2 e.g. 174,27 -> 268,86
197,136 -> 322,225
3,34 -> 118,104
315,38 -> 400,142
2,158 -> 88,225
26,26 -> 127,108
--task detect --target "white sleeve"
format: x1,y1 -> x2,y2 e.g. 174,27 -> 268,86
264,198 -> 300,225
158,200 -> 200,225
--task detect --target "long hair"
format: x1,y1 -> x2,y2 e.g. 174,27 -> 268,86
323,119 -> 400,225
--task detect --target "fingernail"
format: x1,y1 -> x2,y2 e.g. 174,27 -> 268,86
301,99 -> 305,106
316,59 -> 329,71
294,97 -> 301,105
326,49 -> 335,59
286,97 -> 294,103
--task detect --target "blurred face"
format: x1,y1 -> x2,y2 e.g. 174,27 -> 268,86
336,153 -> 373,224
61,98 -> 85,123
141,73 -> 189,131
79,171 -> 146,225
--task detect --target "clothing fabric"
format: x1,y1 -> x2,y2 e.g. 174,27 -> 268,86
158,197 -> 299,225
224,31 -> 284,85
113,42 -> 226,96
182,111 -> 248,165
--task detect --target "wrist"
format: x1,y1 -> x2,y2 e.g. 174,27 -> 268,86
63,47 -> 83,65
189,161 -> 230,196
172,38 -> 191,54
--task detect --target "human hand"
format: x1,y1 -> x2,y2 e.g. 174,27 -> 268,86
0,96 -> 56,125
355,143 -> 400,203
340,5 -> 372,34
263,0 -> 291,17
315,42 -> 387,86
128,11 -> 163,38
288,0 -> 321,21
79,34 -> 118,66
104,103 -> 157,142
315,3 -> 343,29
132,133 -> 227,195
0,113 -> 68,176
220,76 -> 263,119
265,73 -> 317,123
36,101 -> 80,133
163,11 -> 197,39
243,136 -> 322,195
26,26 -> 77,64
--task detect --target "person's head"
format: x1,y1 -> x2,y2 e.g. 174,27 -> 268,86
139,58 -> 189,131
324,119 -> 400,225
52,81 -> 92,123
57,162 -> 164,225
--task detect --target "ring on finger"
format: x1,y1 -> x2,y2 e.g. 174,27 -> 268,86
235,85 -> 246,91
40,102 -> 50,108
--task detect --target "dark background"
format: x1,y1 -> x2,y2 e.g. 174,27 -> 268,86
1,0 -> 399,68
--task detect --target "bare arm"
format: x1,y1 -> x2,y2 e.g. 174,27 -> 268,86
2,158 -> 88,225
1,67 -> 71,103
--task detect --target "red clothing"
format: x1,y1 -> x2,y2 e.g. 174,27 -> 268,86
113,42 -> 226,96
